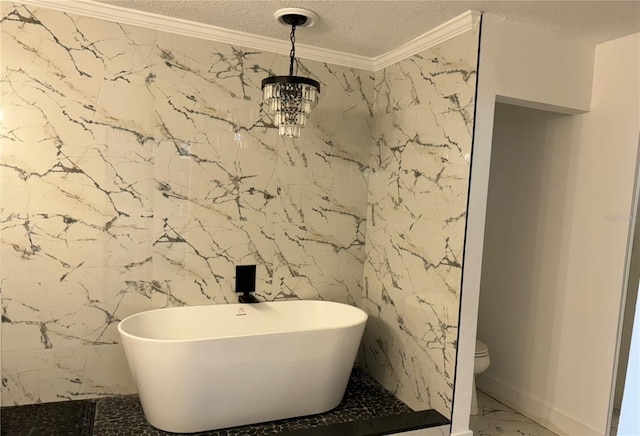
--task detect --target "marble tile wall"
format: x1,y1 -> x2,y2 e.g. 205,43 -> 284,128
360,29 -> 479,418
1,2 -> 479,415
0,3 -> 373,405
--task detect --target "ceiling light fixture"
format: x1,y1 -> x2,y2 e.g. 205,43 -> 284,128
262,8 -> 320,138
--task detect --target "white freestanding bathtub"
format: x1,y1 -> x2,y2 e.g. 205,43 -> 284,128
117,300 -> 368,433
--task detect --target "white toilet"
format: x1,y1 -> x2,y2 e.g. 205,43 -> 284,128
471,339 -> 490,415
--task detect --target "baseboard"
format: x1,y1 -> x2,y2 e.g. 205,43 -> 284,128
476,373 -> 602,436
449,430 -> 473,436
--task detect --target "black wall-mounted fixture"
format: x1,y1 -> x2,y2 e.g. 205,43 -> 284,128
235,265 -> 259,303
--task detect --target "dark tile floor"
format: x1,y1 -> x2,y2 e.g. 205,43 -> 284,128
1,367 -> 449,436
0,400 -> 96,436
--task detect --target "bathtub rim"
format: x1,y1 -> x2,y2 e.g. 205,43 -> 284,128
117,299 -> 368,344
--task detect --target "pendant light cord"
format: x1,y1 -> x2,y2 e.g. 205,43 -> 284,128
289,24 -> 296,76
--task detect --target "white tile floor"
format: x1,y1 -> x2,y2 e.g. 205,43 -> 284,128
469,391 -> 558,436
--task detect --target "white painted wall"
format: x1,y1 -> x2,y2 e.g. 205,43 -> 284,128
474,32 -> 640,435
477,102 -> 571,380
452,13 -> 596,436
478,14 -> 594,114
558,32 -> 639,433
476,103 -> 595,434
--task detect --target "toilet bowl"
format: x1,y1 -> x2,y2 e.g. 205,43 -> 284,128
471,340 -> 490,415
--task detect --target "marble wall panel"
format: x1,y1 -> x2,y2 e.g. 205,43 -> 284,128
1,1 -> 477,413
360,29 -> 479,418
1,3 -> 372,405
1,3 -> 156,404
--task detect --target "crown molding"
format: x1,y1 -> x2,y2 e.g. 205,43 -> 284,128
372,11 -> 481,70
16,0 -> 479,72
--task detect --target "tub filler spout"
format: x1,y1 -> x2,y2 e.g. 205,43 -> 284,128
239,293 -> 259,304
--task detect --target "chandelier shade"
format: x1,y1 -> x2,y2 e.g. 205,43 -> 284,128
261,10 -> 321,138
261,76 -> 320,138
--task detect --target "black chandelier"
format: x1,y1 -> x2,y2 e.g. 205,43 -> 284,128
262,9 -> 320,138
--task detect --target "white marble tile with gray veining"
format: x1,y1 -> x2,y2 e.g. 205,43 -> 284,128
470,391 -> 559,436
1,1 -> 479,420
360,28 -> 480,418
1,2 -> 156,399
1,2 -> 372,405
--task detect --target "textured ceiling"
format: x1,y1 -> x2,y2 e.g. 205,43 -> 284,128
97,0 -> 640,57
